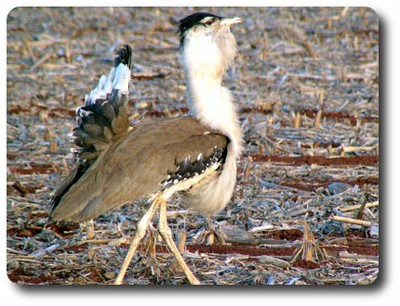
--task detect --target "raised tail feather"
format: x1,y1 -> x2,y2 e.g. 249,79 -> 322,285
74,44 -> 132,161
49,45 -> 132,218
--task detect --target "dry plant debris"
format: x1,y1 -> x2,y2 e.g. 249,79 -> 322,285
7,7 -> 379,285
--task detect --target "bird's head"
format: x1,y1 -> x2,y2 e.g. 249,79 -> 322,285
178,12 -> 242,80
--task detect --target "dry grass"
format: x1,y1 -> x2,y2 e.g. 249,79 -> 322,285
7,7 -> 379,285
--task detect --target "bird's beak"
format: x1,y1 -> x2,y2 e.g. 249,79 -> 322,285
220,16 -> 242,27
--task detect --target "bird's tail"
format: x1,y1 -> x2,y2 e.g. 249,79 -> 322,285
73,44 -> 132,161
49,45 -> 132,217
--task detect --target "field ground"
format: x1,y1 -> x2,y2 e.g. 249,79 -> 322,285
7,7 -> 379,285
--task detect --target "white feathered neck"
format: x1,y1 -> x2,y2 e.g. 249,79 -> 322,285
180,26 -> 242,157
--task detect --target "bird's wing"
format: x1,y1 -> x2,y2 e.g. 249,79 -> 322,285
49,45 -> 132,214
50,117 -> 228,222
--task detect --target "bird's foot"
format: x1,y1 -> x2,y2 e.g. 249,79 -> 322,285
194,221 -> 227,245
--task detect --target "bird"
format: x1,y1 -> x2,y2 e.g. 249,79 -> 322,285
49,12 -> 242,285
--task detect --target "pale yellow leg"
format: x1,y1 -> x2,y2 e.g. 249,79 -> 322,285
86,220 -> 95,259
86,219 -> 95,240
158,198 -> 201,285
114,196 -> 161,285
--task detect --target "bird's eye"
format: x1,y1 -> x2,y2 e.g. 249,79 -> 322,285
201,17 -> 214,26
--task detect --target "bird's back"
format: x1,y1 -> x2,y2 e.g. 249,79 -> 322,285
50,116 -> 228,222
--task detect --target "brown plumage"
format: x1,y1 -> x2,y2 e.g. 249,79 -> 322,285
49,44 -> 232,223
50,13 -> 242,285
50,116 -> 228,222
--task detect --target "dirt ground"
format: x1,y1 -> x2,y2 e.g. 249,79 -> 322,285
6,7 -> 379,285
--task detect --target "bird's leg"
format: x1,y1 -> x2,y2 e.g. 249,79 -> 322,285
157,198 -> 201,285
195,215 -> 226,245
85,219 -> 95,240
85,219 -> 95,259
114,196 -> 162,285
206,215 -> 226,244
